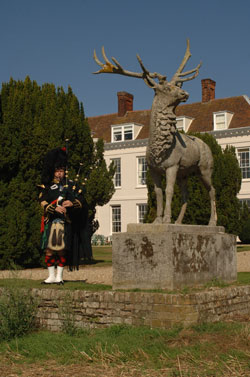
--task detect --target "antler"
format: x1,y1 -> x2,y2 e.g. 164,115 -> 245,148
136,54 -> 166,87
170,39 -> 202,85
93,47 -> 166,88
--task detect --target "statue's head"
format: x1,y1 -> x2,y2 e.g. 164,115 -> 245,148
155,81 -> 189,108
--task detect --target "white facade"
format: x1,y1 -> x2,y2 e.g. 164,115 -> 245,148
96,139 -> 148,238
95,127 -> 250,238
210,127 -> 250,203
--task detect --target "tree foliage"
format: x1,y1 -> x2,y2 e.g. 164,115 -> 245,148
238,203 -> 250,243
145,132 -> 242,234
0,77 -> 114,269
85,139 -> 115,236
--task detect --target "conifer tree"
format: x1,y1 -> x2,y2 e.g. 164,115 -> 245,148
239,203 -> 250,243
85,139 -> 115,236
0,77 -> 114,269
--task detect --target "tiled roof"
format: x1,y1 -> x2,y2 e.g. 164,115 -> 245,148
87,110 -> 151,142
87,96 -> 250,142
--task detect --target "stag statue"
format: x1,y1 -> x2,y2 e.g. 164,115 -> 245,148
93,40 -> 217,226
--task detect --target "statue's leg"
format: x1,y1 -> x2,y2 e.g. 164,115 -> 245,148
200,169 -> 217,226
175,177 -> 188,224
150,169 -> 163,224
163,166 -> 178,224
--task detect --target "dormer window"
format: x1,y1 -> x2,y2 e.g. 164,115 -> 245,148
214,113 -> 226,129
176,118 -> 184,131
112,125 -> 133,142
112,126 -> 122,141
111,123 -> 143,142
213,111 -> 234,130
176,116 -> 194,132
124,125 -> 133,140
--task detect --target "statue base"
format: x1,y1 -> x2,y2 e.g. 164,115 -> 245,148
112,224 -> 237,290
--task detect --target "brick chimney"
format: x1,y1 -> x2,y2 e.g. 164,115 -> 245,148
201,79 -> 216,102
117,91 -> 133,117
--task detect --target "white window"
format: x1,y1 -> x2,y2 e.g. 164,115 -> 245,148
137,157 -> 147,186
213,111 -> 234,131
176,116 -> 193,132
238,148 -> 250,179
112,124 -> 133,142
124,125 -> 133,140
137,204 -> 148,223
112,205 -> 121,233
214,113 -> 226,130
112,126 -> 122,142
176,118 -> 184,131
111,158 -> 121,187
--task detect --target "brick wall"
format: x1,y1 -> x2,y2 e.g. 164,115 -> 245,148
2,286 -> 249,332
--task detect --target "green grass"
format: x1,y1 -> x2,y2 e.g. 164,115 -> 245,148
0,322 -> 249,376
191,321 -> 243,334
0,272 -> 249,293
0,325 -> 183,365
237,272 -> 250,284
0,278 -> 111,291
237,244 -> 250,252
90,245 -> 112,266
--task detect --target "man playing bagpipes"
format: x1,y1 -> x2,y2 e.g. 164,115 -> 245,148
38,145 -> 92,284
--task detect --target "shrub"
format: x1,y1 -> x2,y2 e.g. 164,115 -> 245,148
0,286 -> 38,340
91,234 -> 111,245
239,218 -> 250,244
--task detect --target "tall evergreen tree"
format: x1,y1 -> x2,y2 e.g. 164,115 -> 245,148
0,77 -> 114,269
239,203 -> 250,243
145,132 -> 242,234
85,139 -> 115,236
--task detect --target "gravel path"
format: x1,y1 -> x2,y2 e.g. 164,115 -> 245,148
236,250 -> 250,272
0,251 -> 249,285
0,265 -> 113,285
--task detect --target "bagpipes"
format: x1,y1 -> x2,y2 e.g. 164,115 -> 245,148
57,139 -> 87,206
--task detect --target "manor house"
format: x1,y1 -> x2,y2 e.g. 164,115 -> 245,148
88,79 -> 250,238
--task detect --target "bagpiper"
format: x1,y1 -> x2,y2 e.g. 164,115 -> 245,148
38,146 -> 92,284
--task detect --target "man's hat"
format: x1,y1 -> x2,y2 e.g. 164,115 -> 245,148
41,147 -> 67,184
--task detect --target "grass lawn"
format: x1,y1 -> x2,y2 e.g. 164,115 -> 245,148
0,272 -> 249,292
91,245 -> 112,266
0,322 -> 250,376
237,244 -> 250,252
0,278 -> 112,291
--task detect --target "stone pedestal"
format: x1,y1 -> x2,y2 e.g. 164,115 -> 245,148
112,224 -> 237,290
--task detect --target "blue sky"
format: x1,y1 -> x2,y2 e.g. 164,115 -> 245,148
1,0 -> 249,117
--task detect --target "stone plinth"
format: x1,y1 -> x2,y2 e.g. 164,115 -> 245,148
112,224 -> 237,290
